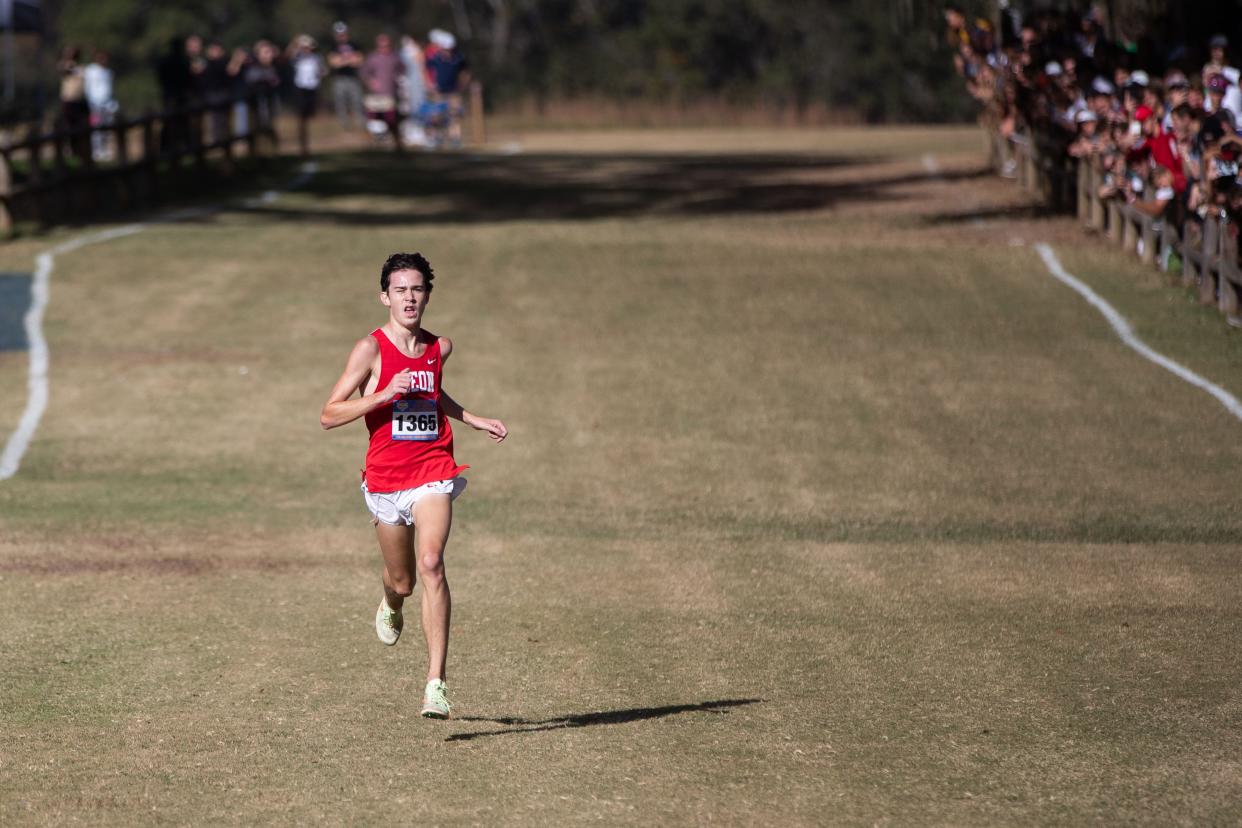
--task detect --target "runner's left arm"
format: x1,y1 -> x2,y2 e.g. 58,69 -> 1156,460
439,390 -> 507,443
437,335 -> 508,443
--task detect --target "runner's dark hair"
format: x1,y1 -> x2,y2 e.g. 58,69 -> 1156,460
380,252 -> 435,293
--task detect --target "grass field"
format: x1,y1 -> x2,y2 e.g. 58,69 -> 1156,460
2,125 -> 1241,825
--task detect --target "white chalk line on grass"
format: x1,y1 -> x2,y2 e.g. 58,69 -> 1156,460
1035,242 -> 1242,422
0,161 -> 319,481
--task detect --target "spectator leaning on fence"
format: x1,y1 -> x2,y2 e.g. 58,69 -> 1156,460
949,7 -> 1242,266
1133,104 -> 1188,195
1199,114 -> 1241,209
1067,110 -> 1100,159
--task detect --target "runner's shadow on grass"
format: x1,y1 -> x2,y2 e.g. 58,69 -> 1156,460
447,697 -> 762,742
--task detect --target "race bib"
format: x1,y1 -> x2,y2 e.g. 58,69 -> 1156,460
391,398 -> 439,442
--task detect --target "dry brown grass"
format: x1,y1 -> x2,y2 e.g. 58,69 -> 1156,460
1,126 -> 1241,825
486,96 -> 863,132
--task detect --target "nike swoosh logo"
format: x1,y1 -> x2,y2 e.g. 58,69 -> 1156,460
427,358 -> 438,364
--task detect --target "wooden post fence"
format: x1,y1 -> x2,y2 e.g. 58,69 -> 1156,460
1004,125 -> 1242,328
468,81 -> 486,147
0,89 -> 279,232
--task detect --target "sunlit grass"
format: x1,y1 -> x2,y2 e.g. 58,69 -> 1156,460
1,126 -> 1240,825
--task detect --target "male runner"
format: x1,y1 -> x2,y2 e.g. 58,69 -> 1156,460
320,252 -> 507,719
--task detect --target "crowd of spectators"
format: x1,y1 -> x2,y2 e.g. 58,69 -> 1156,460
53,21 -> 472,161
948,4 -> 1242,257
321,22 -> 471,150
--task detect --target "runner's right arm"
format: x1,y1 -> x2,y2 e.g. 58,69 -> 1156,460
320,336 -> 413,429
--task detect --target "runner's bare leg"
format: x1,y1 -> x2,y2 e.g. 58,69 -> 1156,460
413,494 -> 453,682
375,522 -> 416,610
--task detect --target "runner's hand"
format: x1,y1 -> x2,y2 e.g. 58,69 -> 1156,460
469,416 -> 508,443
384,369 -> 413,400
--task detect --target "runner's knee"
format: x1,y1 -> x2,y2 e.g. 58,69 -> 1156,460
416,551 -> 444,580
388,574 -> 415,596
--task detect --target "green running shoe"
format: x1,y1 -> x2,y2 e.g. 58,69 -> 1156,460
375,598 -> 402,646
421,679 -> 452,719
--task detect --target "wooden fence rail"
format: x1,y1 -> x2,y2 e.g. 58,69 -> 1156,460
0,90 -> 280,231
992,128 -> 1242,327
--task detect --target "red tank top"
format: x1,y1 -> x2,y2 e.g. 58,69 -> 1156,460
363,328 -> 468,493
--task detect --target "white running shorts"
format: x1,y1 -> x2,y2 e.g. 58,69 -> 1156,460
361,477 -> 467,526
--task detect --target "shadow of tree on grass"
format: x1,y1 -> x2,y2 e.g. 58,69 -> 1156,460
446,697 -> 763,742
216,150 -> 960,227
921,201 -> 1053,225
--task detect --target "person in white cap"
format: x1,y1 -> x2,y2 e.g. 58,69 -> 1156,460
429,28 -> 455,50
1088,77 -> 1119,125
1068,110 -> 1101,158
425,30 -> 470,147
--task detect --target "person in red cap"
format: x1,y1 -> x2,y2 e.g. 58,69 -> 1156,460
1127,104 -> 1187,196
